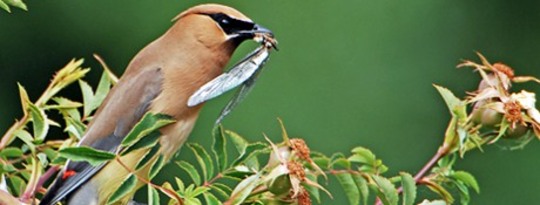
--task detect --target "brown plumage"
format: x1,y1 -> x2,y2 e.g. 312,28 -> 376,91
40,4 -> 274,205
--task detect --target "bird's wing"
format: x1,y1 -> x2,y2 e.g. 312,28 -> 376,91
39,67 -> 164,205
187,46 -> 270,107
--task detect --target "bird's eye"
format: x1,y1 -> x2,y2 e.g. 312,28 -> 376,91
221,18 -> 230,25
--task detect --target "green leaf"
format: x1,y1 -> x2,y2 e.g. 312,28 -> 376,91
107,174 -> 137,204
149,155 -> 165,179
148,185 -> 160,205
79,80 -> 95,117
232,142 -> 268,167
434,84 -> 461,116
64,116 -> 86,139
352,174 -> 369,205
400,172 -> 416,205
335,172 -> 360,205
372,175 -> 398,205
4,0 -> 27,11
331,157 -> 351,169
425,181 -> 454,204
305,173 -> 321,203
454,181 -> 470,205
177,161 -> 201,186
135,144 -> 161,170
350,146 -> 376,165
17,83 -> 29,114
27,101 -> 49,142
210,183 -> 232,199
203,192 -> 222,205
121,113 -> 175,148
8,176 -> 25,196
92,71 -> 112,112
229,173 -> 261,205
122,131 -> 161,156
0,147 -> 23,158
212,126 -> 227,172
452,171 -> 480,193
175,177 -> 185,193
59,146 -> 115,166
13,129 -> 35,153
190,186 -> 210,198
48,97 -> 83,110
188,143 -> 214,181
0,0 -> 11,13
226,130 -> 248,154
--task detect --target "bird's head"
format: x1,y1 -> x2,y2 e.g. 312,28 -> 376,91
172,4 -> 275,49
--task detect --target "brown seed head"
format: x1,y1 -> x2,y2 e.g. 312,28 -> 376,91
290,138 -> 311,162
504,101 -> 524,127
287,161 -> 306,181
493,62 -> 515,79
297,188 -> 312,205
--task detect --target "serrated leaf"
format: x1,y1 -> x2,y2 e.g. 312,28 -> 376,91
17,83 -> 29,115
350,146 -> 376,165
400,172 -> 416,205
226,130 -> 248,155
123,131 -> 160,156
91,71 -> 112,112
177,161 -> 201,186
27,102 -> 48,142
107,174 -> 137,204
13,129 -> 35,153
59,146 -> 115,166
204,192 -> 222,205
434,84 -> 461,115
372,175 -> 398,205
121,113 -> 175,148
149,155 -> 165,179
452,171 -> 479,193
228,173 -> 261,205
212,126 -> 227,172
148,185 -> 160,205
313,156 -> 330,169
0,147 -> 23,158
47,97 -> 83,110
352,174 -> 369,205
232,142 -> 268,167
188,143 -> 214,181
79,80 -> 95,117
335,172 -> 360,205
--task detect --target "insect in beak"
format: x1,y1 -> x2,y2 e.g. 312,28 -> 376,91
187,36 -> 278,125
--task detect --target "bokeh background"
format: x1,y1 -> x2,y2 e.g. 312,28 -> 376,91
2,1 -> 540,204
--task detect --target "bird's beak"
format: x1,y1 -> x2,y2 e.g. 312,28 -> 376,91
232,24 -> 274,40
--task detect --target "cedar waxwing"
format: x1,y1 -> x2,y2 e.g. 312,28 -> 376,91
39,4 -> 275,205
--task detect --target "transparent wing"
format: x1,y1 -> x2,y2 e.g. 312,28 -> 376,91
187,46 -> 270,107
214,64 -> 266,126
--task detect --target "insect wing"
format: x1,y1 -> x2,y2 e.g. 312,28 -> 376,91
187,47 -> 270,107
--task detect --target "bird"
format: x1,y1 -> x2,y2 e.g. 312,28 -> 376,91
39,4 -> 275,205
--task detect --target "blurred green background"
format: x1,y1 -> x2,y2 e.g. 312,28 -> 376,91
2,1 -> 540,204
